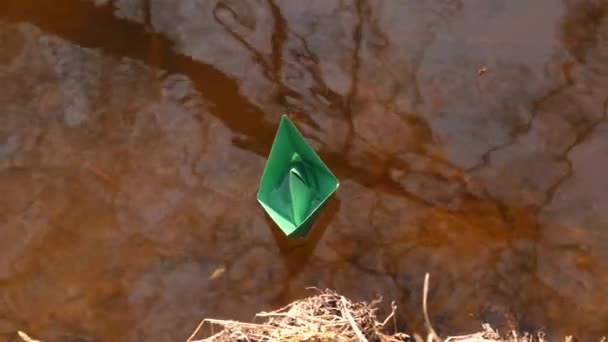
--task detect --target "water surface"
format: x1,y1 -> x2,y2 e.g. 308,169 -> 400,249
0,1 -> 607,341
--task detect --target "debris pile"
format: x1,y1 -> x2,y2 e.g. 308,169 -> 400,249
187,288 -> 408,342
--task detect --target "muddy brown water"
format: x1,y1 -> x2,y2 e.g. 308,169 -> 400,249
0,1 -> 607,341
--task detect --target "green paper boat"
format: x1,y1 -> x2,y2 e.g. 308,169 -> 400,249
257,114 -> 340,237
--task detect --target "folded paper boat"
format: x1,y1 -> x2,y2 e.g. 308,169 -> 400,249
257,115 -> 340,237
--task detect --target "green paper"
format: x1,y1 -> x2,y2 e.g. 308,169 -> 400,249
257,114 -> 340,237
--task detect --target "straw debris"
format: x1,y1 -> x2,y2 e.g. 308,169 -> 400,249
186,288 -> 407,342
442,324 -> 547,342
186,273 -> 592,342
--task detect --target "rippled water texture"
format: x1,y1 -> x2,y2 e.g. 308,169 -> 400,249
1,1 -> 607,341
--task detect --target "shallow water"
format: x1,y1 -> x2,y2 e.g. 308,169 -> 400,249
0,0 -> 607,341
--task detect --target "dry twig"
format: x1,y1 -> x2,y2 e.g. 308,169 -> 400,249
422,273 -> 442,342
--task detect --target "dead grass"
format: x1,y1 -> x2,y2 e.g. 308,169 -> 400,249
185,273 -> 560,342
186,287 -> 406,342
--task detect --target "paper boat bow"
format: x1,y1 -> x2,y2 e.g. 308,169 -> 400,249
257,115 -> 340,237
